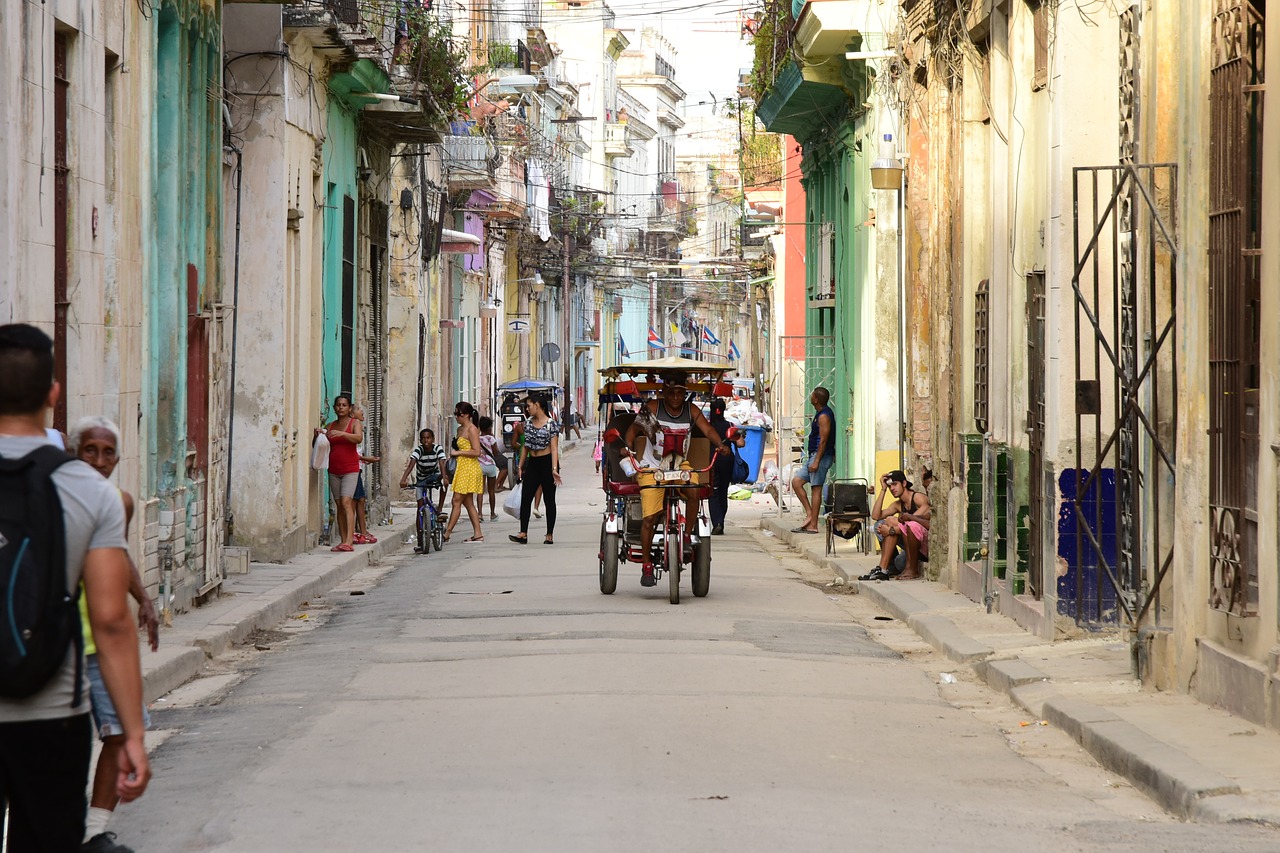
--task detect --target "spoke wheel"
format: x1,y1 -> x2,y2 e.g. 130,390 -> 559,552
431,513 -> 444,551
417,507 -> 429,554
667,507 -> 682,605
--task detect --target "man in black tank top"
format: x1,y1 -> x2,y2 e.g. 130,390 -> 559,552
623,370 -> 725,587
867,469 -> 932,580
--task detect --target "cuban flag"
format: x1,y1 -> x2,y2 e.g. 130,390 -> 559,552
702,326 -> 720,347
648,326 -> 664,348
618,334 -> 628,360
728,339 -> 741,361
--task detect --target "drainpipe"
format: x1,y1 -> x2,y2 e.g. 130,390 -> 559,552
223,141 -> 244,544
897,171 -> 907,471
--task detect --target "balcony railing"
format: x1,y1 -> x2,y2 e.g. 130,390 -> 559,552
441,136 -> 495,191
488,150 -> 527,220
603,122 -> 633,158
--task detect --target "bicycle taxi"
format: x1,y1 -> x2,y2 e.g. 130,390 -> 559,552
597,357 -> 736,604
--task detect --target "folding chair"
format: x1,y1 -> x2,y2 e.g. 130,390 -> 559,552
824,478 -> 871,556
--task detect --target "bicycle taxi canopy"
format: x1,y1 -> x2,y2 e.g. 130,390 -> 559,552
598,356 -> 735,405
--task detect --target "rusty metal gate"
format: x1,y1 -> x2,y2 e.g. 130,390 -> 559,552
1069,164 -> 1177,647
779,335 -> 835,462
1208,0 -> 1264,617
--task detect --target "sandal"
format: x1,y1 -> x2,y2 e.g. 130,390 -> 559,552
465,535 -> 484,543
509,534 -> 527,545
544,536 -> 554,545
858,569 -> 892,581
331,543 -> 354,553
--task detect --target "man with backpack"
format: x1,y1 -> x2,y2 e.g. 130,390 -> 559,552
0,324 -> 150,851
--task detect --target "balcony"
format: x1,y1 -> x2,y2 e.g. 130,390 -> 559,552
603,122 -> 634,158
441,136 -> 496,192
487,150 -> 527,221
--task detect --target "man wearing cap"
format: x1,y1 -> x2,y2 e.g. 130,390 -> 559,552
866,469 -> 931,580
789,387 -> 836,534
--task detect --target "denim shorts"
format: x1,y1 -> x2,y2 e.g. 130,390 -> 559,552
794,453 -> 835,487
87,654 -> 150,739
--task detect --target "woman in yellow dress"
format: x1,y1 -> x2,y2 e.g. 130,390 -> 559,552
445,401 -> 485,542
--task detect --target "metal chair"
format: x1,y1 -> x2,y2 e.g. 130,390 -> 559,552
824,478 -> 871,556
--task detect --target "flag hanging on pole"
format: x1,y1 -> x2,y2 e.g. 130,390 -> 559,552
702,326 -> 720,346
647,326 -> 664,348
669,319 -> 684,346
728,339 -> 741,361
618,334 -> 628,360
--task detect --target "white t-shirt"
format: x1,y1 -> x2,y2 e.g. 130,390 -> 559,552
0,436 -> 128,723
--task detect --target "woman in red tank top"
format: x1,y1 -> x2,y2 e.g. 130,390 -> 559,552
320,394 -> 363,551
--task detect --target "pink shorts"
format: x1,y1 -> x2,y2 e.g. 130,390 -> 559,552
900,520 -> 929,555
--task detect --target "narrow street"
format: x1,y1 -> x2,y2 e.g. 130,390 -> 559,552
113,450 -> 1278,852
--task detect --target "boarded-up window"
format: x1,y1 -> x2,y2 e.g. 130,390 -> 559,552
1032,3 -> 1049,91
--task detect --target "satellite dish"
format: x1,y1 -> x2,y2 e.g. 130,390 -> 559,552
540,342 -> 561,363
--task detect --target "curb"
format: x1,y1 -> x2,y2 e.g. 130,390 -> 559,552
141,518 -> 414,701
1041,696 -> 1240,819
759,514 -> 1268,824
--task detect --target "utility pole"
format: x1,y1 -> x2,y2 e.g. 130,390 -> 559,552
562,227 -> 572,417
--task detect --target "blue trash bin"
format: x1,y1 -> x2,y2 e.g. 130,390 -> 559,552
738,425 -> 768,484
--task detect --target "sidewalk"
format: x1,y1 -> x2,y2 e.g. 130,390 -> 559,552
140,508 -> 415,704
761,516 -> 1280,825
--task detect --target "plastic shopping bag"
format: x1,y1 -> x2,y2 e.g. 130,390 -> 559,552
311,431 -> 331,470
503,483 -> 523,519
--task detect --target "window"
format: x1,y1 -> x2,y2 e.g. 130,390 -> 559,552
1032,2 -> 1049,92
973,279 -> 989,433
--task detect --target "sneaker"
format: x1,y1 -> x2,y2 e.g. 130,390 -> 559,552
640,565 -> 656,587
83,833 -> 136,853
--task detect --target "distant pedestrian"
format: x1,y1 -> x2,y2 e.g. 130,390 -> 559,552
509,394 -> 561,545
350,404 -> 381,545
444,402 -> 484,543
0,324 -> 150,851
319,395 -> 362,552
790,386 -> 835,535
477,416 -> 509,521
70,416 -> 160,853
707,398 -> 746,535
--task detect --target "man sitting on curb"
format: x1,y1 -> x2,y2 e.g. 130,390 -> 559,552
861,469 -> 931,581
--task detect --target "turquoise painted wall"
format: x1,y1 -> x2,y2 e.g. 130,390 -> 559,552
147,2 -> 221,497
321,101 -> 358,410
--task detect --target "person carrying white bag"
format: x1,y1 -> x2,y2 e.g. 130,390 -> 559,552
503,482 -> 523,519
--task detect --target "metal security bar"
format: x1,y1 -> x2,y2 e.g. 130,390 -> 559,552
1208,0 -> 1264,617
1069,164 -> 1177,638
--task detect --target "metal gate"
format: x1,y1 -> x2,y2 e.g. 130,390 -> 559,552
1208,0 -> 1264,617
1025,272 -> 1046,599
1069,163 -> 1177,641
779,335 -> 835,460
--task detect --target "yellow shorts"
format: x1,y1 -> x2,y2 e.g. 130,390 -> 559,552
638,461 -> 693,518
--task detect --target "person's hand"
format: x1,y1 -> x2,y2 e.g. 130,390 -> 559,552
399,479 -> 408,489
117,735 -> 151,802
553,472 -> 563,486
808,458 -> 818,473
368,455 -> 381,463
137,596 -> 160,653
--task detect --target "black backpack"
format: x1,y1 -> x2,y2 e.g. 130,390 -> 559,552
0,445 -> 81,702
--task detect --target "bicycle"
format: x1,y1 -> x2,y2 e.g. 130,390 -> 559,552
404,482 -> 445,554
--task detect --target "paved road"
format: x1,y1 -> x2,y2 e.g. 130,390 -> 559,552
115,452 -> 1279,851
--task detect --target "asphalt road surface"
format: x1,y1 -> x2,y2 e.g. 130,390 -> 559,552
114,451 -> 1280,852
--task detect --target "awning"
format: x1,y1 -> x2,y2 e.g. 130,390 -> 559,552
441,228 -> 482,253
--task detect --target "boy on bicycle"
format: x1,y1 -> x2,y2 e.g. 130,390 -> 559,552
400,428 -> 449,510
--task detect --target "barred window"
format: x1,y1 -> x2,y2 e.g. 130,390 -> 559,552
974,279 -> 989,434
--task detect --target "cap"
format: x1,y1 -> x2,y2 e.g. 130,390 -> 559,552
886,470 -> 910,484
